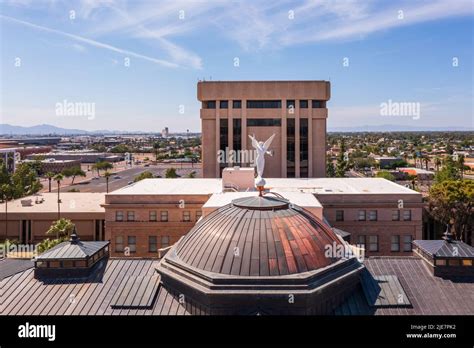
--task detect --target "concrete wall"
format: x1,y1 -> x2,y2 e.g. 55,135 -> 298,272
198,81 -> 330,178
317,193 -> 423,256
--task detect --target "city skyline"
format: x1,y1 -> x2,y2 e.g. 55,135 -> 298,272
1,0 -> 473,132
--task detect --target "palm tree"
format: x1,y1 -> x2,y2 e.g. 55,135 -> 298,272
457,154 -> 465,179
54,173 -> 64,220
422,156 -> 429,170
45,172 -> 54,192
412,152 -> 418,168
104,171 -> 111,193
434,156 -> 442,172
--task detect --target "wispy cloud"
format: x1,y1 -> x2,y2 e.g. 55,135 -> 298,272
0,14 -> 179,68
1,0 -> 472,68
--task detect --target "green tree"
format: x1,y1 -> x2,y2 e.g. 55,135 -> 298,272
47,218 -> 75,240
54,173 -> 64,220
326,155 -> 336,177
37,219 -> 75,253
428,180 -> 473,245
10,163 -> 42,198
92,161 -> 113,176
435,156 -> 460,183
375,171 -> 396,181
104,171 -> 112,193
335,140 -> 348,177
110,144 -> 131,153
62,166 -> 86,185
457,154 -> 466,179
165,167 -> 178,178
153,142 -> 161,161
134,171 -> 154,182
186,171 -> 196,178
1,183 -> 13,240
44,172 -> 55,192
434,156 -> 442,172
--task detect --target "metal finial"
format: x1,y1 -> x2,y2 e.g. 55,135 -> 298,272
443,223 -> 453,243
70,226 -> 80,244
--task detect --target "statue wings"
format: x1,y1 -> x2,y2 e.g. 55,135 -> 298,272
263,134 -> 275,151
248,134 -> 259,149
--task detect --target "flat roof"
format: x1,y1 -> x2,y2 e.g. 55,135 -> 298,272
203,191 -> 322,209
111,178 -> 222,195
110,178 -> 419,196
264,178 -> 419,195
198,80 -> 329,83
0,192 -> 105,213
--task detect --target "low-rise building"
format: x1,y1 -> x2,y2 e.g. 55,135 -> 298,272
0,192 -> 105,243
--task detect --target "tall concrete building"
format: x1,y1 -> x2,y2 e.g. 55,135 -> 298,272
198,81 -> 330,178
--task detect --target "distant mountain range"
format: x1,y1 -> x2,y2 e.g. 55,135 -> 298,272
0,124 -> 151,136
0,123 -> 471,136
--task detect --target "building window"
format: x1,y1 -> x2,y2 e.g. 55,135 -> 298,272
287,118 -> 295,178
203,101 -> 216,109
336,210 -> 344,222
183,211 -> 191,222
358,210 -> 366,221
233,100 -> 241,109
392,210 -> 400,221
299,100 -> 308,108
246,100 -> 281,109
149,210 -> 157,222
232,119 -> 242,164
368,235 -> 379,252
286,100 -> 295,109
160,211 -> 168,222
391,235 -> 400,252
403,235 -> 412,252
128,236 -> 136,253
312,100 -> 324,108
403,210 -> 412,221
357,235 -> 366,249
161,236 -> 170,248
300,118 -> 308,178
220,100 -> 228,109
115,236 -> 124,252
462,259 -> 473,266
115,211 -> 124,222
435,259 -> 446,266
196,210 -> 202,220
127,211 -> 135,221
149,236 -> 158,253
246,118 -> 281,127
220,119 -> 229,173
368,210 -> 377,221
448,259 -> 459,266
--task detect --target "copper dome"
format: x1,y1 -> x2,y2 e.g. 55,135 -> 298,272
157,194 -> 364,315
174,196 -> 344,276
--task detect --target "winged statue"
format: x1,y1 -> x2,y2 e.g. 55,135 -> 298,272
248,134 -> 275,179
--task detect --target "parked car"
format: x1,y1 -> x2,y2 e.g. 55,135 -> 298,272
113,175 -> 121,179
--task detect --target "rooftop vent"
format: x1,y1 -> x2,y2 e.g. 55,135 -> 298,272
20,199 -> 33,207
34,227 -> 110,279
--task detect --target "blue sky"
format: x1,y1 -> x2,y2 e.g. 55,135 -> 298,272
1,0 -> 473,132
